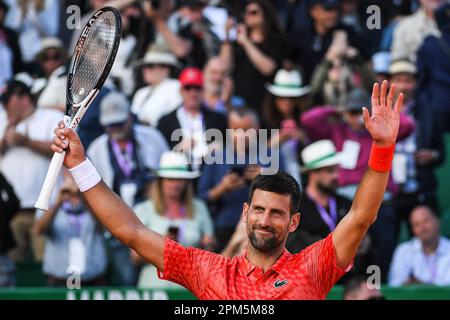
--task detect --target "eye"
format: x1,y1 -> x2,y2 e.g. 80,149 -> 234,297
254,206 -> 264,213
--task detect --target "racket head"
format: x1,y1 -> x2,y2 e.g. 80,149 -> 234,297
66,6 -> 122,116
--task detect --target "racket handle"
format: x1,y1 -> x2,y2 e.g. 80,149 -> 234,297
34,116 -> 71,211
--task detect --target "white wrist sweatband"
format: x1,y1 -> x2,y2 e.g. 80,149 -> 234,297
68,158 -> 101,192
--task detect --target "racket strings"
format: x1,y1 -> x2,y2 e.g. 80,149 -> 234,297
70,11 -> 118,105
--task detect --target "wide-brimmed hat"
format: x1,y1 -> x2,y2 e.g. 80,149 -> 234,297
99,91 -> 131,126
157,151 -> 201,179
134,44 -> 180,68
301,140 -> 340,172
266,69 -> 310,97
389,59 -> 417,76
36,37 -> 65,60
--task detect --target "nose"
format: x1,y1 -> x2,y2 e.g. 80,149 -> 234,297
260,211 -> 271,228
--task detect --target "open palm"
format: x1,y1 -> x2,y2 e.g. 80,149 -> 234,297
363,80 -> 404,146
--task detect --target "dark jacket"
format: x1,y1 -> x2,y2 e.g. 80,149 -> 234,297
0,173 -> 20,254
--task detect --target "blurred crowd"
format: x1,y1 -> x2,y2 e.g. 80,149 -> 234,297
1,0 -> 450,294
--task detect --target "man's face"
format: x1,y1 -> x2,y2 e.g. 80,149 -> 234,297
205,59 -> 226,87
390,73 -> 416,104
310,5 -> 339,30
312,165 -> 340,194
142,64 -> 170,86
5,93 -> 31,120
343,110 -> 364,130
104,117 -> 132,141
40,48 -> 64,76
420,0 -> 445,11
228,112 -> 258,151
410,207 -> 440,244
244,189 -> 300,252
181,84 -> 203,110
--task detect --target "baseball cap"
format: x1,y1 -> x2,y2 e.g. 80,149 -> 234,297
345,88 -> 371,112
179,67 -> 204,87
99,91 -> 131,126
309,0 -> 341,9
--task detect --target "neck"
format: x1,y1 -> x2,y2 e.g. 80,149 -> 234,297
423,237 -> 440,255
250,27 -> 265,43
424,7 -> 435,19
246,242 -> 284,273
314,21 -> 328,36
183,105 -> 201,116
306,183 -> 329,207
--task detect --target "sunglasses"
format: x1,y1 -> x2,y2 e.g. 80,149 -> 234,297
183,85 -> 202,91
245,9 -> 261,16
144,64 -> 169,69
106,121 -> 128,129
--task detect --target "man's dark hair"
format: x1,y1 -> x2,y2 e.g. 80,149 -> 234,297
0,80 -> 33,104
343,275 -> 367,298
248,172 -> 301,215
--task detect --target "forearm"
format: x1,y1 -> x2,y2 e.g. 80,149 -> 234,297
106,0 -> 136,10
25,140 -> 53,158
241,41 -> 276,76
154,19 -> 192,58
207,183 -> 226,202
33,202 -> 60,235
219,42 -> 234,72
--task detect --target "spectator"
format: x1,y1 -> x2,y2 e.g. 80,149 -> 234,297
132,151 -> 214,288
33,177 -> 108,287
197,108 -> 281,252
131,43 -> 182,127
389,205 -> 450,286
145,0 -> 221,68
35,37 -> 67,112
220,0 -> 286,112
264,69 -> 311,183
220,219 -> 247,258
301,85 -> 416,282
343,275 -> 385,300
156,67 -> 227,169
309,32 -> 376,107
0,173 -> 20,287
202,56 -> 243,114
371,51 -> 391,84
4,0 -> 60,64
416,2 -> 450,133
288,0 -> 371,84
0,0 -> 23,89
0,75 -> 63,263
391,0 -> 445,62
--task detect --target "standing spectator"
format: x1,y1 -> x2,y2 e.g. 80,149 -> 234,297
288,0 -> 370,84
220,0 -> 286,112
132,151 -> 214,289
156,67 -> 227,169
197,108 -> 280,252
0,0 -> 23,89
0,173 -> 20,287
33,178 -> 108,287
264,69 -> 311,183
87,91 -> 168,286
131,43 -> 182,127
35,37 -> 67,112
389,206 -> 450,286
391,0 -> 445,62
4,0 -> 60,64
416,2 -> 450,133
0,76 -> 63,262
144,0 -> 221,68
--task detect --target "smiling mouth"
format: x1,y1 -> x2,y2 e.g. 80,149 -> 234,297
255,229 -> 273,235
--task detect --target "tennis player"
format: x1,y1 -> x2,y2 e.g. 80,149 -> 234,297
51,80 -> 403,299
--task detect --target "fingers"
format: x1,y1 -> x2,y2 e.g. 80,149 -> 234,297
362,107 -> 370,125
387,83 -> 396,110
380,80 -> 388,108
371,82 -> 380,110
394,92 -> 404,114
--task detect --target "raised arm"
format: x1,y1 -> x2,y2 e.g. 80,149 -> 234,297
51,123 -> 166,271
332,81 -> 404,269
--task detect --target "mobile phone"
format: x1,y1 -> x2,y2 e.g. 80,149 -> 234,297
168,226 -> 179,241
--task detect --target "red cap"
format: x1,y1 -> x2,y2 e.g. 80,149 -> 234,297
179,67 -> 203,87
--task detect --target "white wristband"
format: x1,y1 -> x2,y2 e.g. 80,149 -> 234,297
68,158 -> 101,192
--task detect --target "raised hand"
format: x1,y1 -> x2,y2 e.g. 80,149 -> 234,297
51,121 -> 86,169
363,80 -> 404,147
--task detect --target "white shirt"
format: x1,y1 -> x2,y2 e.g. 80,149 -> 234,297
0,108 -> 64,208
110,34 -> 137,96
37,66 -> 67,111
131,79 -> 182,127
388,237 -> 450,286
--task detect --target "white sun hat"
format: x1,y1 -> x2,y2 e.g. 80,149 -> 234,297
266,69 -> 311,97
157,151 -> 201,179
134,43 -> 180,68
301,140 -> 341,172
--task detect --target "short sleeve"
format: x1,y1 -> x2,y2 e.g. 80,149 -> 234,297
157,237 -> 219,297
301,233 -> 351,296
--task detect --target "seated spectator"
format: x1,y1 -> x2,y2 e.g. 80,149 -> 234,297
0,0 -> 23,89
220,0 -> 286,112
35,37 -> 67,112
132,151 -> 215,288
202,56 -> 244,114
131,43 -> 182,127
343,275 -> 385,300
87,91 -> 168,286
389,205 -> 450,286
264,69 -> 311,183
0,74 -> 63,263
33,177 -> 108,287
144,0 -> 221,68
197,108 -> 282,252
0,173 -> 20,287
416,2 -> 450,133
288,0 -> 371,84
156,67 -> 227,169
391,0 -> 445,62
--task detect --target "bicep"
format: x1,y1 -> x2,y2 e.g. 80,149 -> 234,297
131,224 -> 166,271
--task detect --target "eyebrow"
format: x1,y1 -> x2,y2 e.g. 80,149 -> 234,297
252,204 -> 287,216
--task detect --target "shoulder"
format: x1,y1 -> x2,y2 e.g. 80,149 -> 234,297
394,238 -> 417,256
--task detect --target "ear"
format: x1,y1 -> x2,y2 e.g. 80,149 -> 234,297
242,202 -> 249,221
289,212 -> 301,233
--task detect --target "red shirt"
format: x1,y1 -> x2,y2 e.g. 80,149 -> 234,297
157,233 -> 350,300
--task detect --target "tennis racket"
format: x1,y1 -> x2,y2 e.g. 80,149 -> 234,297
35,6 -> 122,211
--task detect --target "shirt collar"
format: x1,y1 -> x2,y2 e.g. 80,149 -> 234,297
240,248 -> 292,277
412,236 -> 449,256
